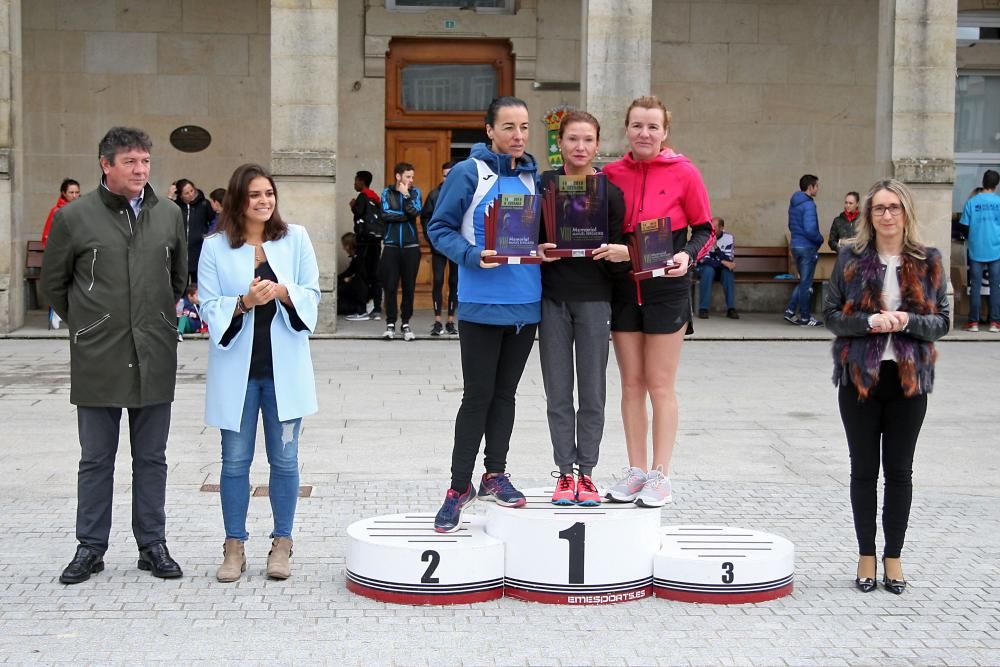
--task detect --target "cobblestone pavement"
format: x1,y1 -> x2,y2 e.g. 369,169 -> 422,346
1,338 -> 998,666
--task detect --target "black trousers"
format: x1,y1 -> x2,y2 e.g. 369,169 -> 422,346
357,238 -> 382,313
838,361 -> 927,559
379,245 -> 421,325
450,320 -> 537,491
76,403 -> 172,553
337,275 -> 368,315
431,252 -> 458,317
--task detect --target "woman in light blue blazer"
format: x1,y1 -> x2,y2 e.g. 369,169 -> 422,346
198,163 -> 320,583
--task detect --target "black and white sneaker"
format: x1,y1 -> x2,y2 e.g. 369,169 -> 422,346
430,321 -> 444,336
783,310 -> 799,325
798,317 -> 824,327
445,321 -> 459,336
382,324 -> 395,340
402,324 -> 416,341
345,312 -> 370,321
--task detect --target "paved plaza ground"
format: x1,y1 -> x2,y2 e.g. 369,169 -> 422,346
0,319 -> 998,665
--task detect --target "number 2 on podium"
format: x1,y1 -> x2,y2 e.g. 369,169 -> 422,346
421,550 -> 441,583
558,522 -> 586,584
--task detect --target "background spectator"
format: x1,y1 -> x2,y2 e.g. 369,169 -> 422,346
784,174 -> 824,327
829,191 -> 860,252
959,170 -> 1000,332
697,217 -> 738,319
175,178 -> 214,286
347,170 -> 383,320
421,160 -> 459,336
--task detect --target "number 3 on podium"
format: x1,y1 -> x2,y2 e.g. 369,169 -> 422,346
558,522 -> 586,584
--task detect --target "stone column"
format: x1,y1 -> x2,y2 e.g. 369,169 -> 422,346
887,0 -> 957,281
0,0 -> 22,333
271,0 -> 338,332
580,0 -> 652,162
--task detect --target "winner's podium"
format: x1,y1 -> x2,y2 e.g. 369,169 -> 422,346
346,513 -> 504,605
485,490 -> 661,605
653,525 -> 794,603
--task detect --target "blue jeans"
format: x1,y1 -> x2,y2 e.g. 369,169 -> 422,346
786,247 -> 819,319
698,264 -> 735,311
968,258 -> 1000,323
220,377 -> 301,541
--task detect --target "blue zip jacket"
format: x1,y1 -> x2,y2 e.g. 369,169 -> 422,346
426,143 -> 541,326
788,190 -> 824,248
381,186 -> 422,248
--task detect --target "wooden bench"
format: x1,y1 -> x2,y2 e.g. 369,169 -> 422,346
24,240 -> 44,310
732,246 -> 790,282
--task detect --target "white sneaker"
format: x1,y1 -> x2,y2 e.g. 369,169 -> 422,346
382,324 -> 395,340
635,466 -> 672,508
345,312 -> 369,321
605,467 -> 647,502
402,324 -> 415,341
365,299 -> 374,314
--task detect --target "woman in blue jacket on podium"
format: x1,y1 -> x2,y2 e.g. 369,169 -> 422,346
427,96 -> 540,533
198,163 -> 320,583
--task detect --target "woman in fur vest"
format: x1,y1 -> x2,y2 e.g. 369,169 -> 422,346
824,178 -> 950,595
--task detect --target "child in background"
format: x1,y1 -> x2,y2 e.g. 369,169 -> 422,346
177,284 -> 205,335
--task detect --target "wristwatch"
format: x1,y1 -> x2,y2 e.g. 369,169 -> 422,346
867,314 -> 877,330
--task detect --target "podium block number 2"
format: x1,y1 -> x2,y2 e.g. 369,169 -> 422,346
421,550 -> 441,583
558,522 -> 586,584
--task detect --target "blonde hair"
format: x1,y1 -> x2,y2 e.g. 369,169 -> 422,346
624,95 -> 671,130
850,178 -> 926,259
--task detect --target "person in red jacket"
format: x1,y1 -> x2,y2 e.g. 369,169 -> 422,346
42,178 -> 81,329
41,178 -> 81,247
602,95 -> 714,508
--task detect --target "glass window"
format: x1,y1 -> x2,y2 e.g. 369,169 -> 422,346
953,73 -> 1000,212
955,75 -> 1000,154
402,63 -> 498,112
387,0 -> 513,12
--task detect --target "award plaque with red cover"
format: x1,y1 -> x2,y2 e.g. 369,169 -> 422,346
483,193 -> 543,264
627,217 -> 675,304
540,173 -> 609,258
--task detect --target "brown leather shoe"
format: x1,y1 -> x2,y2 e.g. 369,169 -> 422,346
266,537 -> 293,580
216,538 -> 246,583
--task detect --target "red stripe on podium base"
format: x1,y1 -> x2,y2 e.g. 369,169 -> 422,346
653,582 -> 793,604
505,585 -> 652,606
346,580 -> 503,606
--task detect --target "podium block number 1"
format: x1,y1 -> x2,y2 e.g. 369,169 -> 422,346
558,522 -> 586,584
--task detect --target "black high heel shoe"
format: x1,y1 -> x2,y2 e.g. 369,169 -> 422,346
855,557 -> 877,593
881,557 -> 906,594
855,575 -> 877,592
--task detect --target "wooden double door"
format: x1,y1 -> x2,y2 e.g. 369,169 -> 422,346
383,38 -> 514,310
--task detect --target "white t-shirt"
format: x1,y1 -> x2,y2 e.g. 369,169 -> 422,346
880,254 -> 901,362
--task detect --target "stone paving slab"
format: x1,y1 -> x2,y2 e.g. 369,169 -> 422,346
0,338 -> 998,665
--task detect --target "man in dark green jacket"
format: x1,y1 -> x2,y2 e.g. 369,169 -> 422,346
41,127 -> 188,584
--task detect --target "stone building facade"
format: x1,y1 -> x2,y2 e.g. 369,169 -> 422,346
0,0 -> 995,332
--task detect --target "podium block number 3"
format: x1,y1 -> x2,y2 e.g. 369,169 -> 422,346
558,522 -> 586,584
421,550 -> 441,584
721,562 -> 734,584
